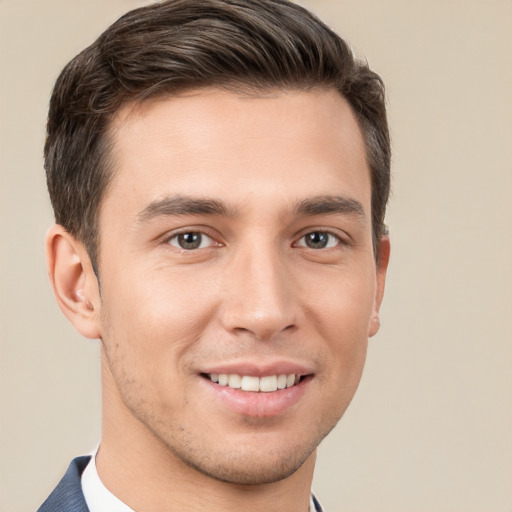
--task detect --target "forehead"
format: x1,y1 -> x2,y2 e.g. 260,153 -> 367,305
103,87 -> 370,222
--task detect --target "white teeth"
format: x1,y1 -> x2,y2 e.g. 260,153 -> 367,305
208,373 -> 301,392
260,375 -> 278,392
228,374 -> 241,388
241,375 -> 260,392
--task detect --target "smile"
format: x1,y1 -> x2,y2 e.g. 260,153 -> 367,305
206,373 -> 300,392
200,368 -> 312,417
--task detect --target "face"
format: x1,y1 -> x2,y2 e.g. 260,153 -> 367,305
95,88 -> 387,485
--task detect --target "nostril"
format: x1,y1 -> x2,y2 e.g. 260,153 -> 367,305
233,326 -> 251,334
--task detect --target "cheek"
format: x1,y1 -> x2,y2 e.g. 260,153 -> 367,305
97,266 -> 219,382
309,264 -> 376,330
97,275 -> 210,420
306,266 -> 375,377
102,261 -> 216,331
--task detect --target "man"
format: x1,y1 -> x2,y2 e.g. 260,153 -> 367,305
38,0 -> 390,510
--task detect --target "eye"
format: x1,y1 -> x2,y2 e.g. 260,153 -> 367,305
167,232 -> 215,250
296,231 -> 340,249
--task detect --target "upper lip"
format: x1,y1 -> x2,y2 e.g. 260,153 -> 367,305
199,360 -> 314,377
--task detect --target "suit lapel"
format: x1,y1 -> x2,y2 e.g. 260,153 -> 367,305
37,456 -> 91,512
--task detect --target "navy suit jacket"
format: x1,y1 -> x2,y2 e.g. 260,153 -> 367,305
37,456 -> 91,512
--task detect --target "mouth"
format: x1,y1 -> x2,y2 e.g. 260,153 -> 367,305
198,363 -> 314,417
202,373 -> 303,392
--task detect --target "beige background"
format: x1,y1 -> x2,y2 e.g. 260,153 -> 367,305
1,1 -> 511,511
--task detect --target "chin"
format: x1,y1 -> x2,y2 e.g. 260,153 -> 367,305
156,415 -> 339,486
176,442 -> 316,485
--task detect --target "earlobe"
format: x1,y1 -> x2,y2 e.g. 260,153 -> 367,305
368,235 -> 390,338
46,225 -> 101,339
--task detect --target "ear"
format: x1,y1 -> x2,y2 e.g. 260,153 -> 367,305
46,224 -> 101,339
368,235 -> 390,337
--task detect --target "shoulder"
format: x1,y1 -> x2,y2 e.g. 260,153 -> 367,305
37,456 -> 91,512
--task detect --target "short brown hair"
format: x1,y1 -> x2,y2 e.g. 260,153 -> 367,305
45,0 -> 390,272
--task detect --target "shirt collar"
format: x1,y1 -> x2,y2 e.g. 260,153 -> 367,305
81,449 -> 135,512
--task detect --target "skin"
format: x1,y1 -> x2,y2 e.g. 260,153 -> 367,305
47,87 -> 389,512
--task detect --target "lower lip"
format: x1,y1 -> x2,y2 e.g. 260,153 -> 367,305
201,377 -> 311,418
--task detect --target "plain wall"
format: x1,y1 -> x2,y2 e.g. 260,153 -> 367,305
0,1 -> 510,511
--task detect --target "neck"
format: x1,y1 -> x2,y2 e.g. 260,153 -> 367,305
98,355 -> 316,512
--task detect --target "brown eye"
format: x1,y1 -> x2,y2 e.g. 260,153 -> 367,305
168,232 -> 212,250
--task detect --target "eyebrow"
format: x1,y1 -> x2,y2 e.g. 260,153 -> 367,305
136,194 -> 365,224
294,195 -> 366,221
136,195 -> 239,223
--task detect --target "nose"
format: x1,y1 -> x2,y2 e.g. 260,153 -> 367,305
219,242 -> 298,341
